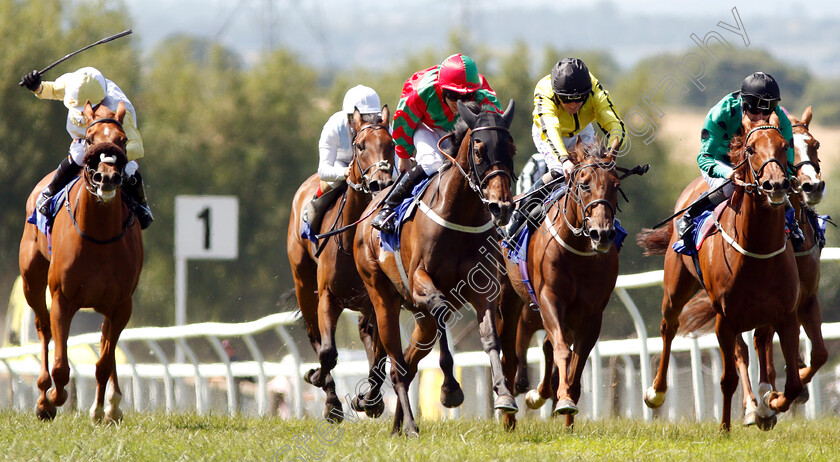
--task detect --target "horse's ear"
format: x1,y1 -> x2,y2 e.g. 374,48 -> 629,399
769,110 -> 780,127
802,106 -> 813,128
501,99 -> 515,128
83,101 -> 95,123
568,137 -> 583,164
741,112 -> 752,133
457,100 -> 477,128
115,101 -> 126,124
353,108 -> 363,131
380,105 -> 390,125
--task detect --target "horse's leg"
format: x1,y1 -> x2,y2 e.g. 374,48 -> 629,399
514,307 -> 540,395
352,310 -> 386,418
525,335 -> 554,410
752,326 -> 778,430
715,315 -> 739,432
21,261 -> 55,420
537,297 -> 575,419
367,279 -> 416,437
734,334 -> 759,426
474,297 -> 517,413
798,296 -> 828,385
409,269 -> 461,409
292,262 -> 324,389
91,303 -> 132,423
435,315 -> 464,409
47,292 -> 74,409
562,313 -> 604,428
764,313 -> 804,415
497,283 -> 523,431
645,256 -> 698,408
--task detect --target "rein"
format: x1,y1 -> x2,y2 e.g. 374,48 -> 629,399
561,161 -> 618,238
65,177 -> 135,244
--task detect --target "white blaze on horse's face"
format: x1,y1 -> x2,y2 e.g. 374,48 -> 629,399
793,133 -> 820,183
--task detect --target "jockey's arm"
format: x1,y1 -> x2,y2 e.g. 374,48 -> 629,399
32,80 -> 65,101
392,92 -> 422,162
317,115 -> 349,183
123,111 -> 144,161
774,106 -> 796,178
591,80 -> 626,154
697,102 -> 735,179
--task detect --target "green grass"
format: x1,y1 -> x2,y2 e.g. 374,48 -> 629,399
2,411 -> 840,461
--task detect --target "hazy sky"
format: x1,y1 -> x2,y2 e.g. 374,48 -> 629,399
123,1 -> 840,76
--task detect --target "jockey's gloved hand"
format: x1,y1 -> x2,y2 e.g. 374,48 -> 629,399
20,70 -> 42,91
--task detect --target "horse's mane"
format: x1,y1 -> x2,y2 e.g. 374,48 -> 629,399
728,129 -> 748,165
83,142 -> 129,170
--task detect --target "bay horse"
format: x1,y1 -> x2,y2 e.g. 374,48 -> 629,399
354,100 -> 516,436
637,112 -> 802,431
677,106 -> 827,429
19,101 -> 143,422
287,108 -> 395,421
497,140 -> 621,430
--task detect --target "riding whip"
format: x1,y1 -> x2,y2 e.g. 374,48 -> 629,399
19,29 -> 133,86
651,178 -> 732,229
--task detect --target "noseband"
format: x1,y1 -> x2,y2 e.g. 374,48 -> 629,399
562,161 -> 617,237
348,124 -> 393,194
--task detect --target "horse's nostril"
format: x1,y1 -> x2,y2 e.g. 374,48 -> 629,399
781,179 -> 790,191
93,172 -> 103,183
608,229 -> 616,241
803,183 -> 813,193
488,202 -> 501,216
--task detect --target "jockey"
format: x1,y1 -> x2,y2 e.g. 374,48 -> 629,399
370,53 -> 501,233
21,67 -> 153,229
675,72 -> 796,243
505,58 -> 626,240
302,85 -> 384,231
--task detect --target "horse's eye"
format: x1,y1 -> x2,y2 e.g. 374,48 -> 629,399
356,143 -> 364,151
85,138 -> 93,145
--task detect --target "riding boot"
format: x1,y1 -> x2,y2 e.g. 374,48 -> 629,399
784,198 -> 805,249
302,183 -> 347,233
676,191 -> 716,243
36,157 -> 82,215
123,171 -> 154,230
503,174 -> 554,245
370,165 -> 428,234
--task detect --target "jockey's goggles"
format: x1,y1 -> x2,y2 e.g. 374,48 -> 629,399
557,92 -> 589,104
742,95 -> 778,116
442,89 -> 477,102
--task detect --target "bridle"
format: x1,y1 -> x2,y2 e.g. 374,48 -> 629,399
736,125 -> 789,196
438,124 -> 515,206
561,159 -> 618,237
82,117 -> 128,195
347,124 -> 393,194
789,122 -> 821,192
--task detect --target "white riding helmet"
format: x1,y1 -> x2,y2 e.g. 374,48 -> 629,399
342,85 -> 381,115
59,67 -> 107,111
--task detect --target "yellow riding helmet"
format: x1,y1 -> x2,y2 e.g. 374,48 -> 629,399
62,67 -> 107,111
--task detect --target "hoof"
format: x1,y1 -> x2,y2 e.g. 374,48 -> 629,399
303,369 -> 317,385
758,383 -> 776,418
553,398 -> 578,416
440,384 -> 464,408
90,404 -> 105,424
743,400 -> 758,427
755,413 -> 777,431
105,406 -> 123,424
525,389 -> 546,410
48,388 -> 68,407
35,406 -> 57,421
365,398 -> 385,419
403,426 -> 420,438
794,385 -> 810,405
324,399 -> 344,424
350,395 -> 365,412
643,387 -> 665,408
494,395 -> 518,413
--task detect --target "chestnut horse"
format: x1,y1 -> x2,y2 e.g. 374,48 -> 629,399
19,101 -> 142,422
354,100 -> 516,436
677,106 -> 827,429
497,141 -> 621,430
637,112 -> 802,431
287,108 -> 395,421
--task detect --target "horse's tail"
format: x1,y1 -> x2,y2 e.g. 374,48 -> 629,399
635,222 -> 673,256
677,291 -> 716,335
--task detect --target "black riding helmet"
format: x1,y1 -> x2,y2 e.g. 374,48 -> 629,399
740,72 -> 781,115
551,58 -> 592,103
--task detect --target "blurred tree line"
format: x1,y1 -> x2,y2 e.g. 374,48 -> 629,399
2,0 -> 838,338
